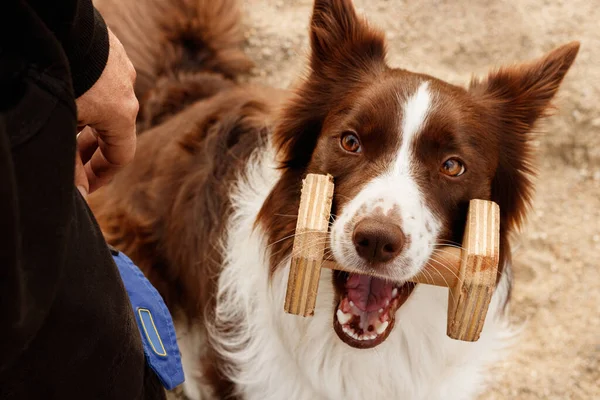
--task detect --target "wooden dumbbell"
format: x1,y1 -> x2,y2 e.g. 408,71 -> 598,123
284,173 -> 500,342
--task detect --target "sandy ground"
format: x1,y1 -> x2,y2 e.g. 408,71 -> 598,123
171,0 -> 600,398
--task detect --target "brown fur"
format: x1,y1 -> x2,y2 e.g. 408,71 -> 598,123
94,0 -> 253,131
90,86 -> 282,397
89,0 -> 579,396
90,1 -> 277,395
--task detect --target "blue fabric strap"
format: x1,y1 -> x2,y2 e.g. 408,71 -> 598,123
110,247 -> 185,390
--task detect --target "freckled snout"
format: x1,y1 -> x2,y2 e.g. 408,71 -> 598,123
352,217 -> 405,263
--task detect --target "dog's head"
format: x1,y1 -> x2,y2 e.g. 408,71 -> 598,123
258,0 -> 578,349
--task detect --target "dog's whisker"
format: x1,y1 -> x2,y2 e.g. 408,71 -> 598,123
433,243 -> 466,252
427,257 -> 465,295
269,236 -> 331,262
428,251 -> 462,281
267,230 -> 315,248
334,193 -> 352,201
426,259 -> 455,293
434,241 -> 466,252
433,247 -> 469,266
422,266 -> 435,287
426,260 -> 459,305
274,213 -> 299,218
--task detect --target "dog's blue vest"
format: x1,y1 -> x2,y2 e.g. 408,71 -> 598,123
110,246 -> 185,390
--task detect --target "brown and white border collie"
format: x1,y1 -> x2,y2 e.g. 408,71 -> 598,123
90,0 -> 579,398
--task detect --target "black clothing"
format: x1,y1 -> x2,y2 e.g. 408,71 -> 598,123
0,1 -> 166,398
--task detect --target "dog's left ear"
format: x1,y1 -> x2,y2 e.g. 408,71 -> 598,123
469,41 -> 580,231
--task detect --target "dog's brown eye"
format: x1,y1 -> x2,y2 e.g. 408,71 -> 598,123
340,132 -> 362,153
441,158 -> 465,177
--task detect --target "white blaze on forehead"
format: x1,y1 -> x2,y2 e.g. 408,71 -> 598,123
330,80 -> 440,281
394,81 -> 432,174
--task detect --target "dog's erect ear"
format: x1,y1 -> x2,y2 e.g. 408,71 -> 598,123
258,1 -> 388,261
272,1 -> 387,170
470,41 -> 580,231
309,0 -> 386,78
470,42 -> 579,129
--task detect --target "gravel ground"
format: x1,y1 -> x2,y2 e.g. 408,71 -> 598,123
166,0 -> 600,398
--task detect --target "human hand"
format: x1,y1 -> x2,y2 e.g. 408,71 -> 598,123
74,28 -> 138,198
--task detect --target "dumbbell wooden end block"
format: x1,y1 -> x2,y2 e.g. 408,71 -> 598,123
284,173 -> 500,342
284,174 -> 334,316
447,199 -> 500,341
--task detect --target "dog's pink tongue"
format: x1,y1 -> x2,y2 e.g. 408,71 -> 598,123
346,274 -> 393,312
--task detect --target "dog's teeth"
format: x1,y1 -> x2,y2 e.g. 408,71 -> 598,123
392,288 -> 398,298
349,301 -> 355,307
375,320 -> 389,335
342,325 -> 354,338
342,324 -> 359,340
384,299 -> 390,307
378,308 -> 383,313
336,309 -> 353,325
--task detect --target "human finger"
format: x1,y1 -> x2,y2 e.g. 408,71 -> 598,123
83,127 -> 136,193
74,149 -> 89,199
76,126 -> 99,164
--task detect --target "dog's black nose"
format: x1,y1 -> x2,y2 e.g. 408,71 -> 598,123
352,218 -> 405,263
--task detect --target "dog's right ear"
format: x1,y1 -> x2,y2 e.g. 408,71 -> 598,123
273,1 -> 387,170
309,0 -> 386,78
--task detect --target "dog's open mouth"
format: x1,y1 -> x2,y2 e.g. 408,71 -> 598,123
333,271 -> 415,349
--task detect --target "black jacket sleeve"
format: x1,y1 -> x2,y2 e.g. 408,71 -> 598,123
0,0 -> 109,97
0,3 -> 166,397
